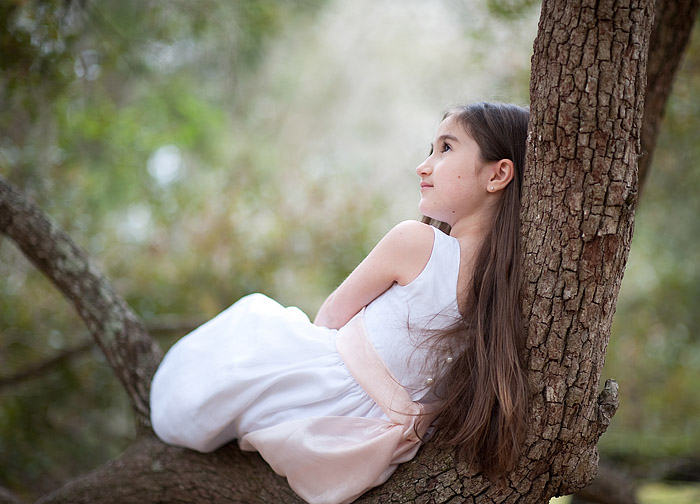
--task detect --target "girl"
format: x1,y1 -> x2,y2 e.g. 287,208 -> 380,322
150,102 -> 530,504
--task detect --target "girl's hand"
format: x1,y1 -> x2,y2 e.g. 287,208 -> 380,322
314,220 -> 434,329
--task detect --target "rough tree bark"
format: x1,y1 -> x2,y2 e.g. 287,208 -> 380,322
520,0 -> 655,499
1,0 -> 697,503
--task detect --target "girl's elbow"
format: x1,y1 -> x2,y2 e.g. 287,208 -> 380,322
314,312 -> 341,330
314,299 -> 334,328
314,298 -> 345,329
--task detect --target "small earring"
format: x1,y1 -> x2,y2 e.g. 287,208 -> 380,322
489,186 -> 495,191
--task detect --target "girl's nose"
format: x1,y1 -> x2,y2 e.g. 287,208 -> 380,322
416,158 -> 432,176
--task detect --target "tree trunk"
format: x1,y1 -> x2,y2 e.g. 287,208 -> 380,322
520,0 -> 654,498
4,0 -> 698,502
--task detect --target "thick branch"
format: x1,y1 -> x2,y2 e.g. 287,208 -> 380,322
36,436 -> 301,504
36,437 -> 501,504
639,0 -> 700,191
0,175 -> 162,430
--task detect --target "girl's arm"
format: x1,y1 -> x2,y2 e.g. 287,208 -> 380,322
314,220 -> 434,329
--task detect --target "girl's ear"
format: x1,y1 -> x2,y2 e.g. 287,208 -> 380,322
487,159 -> 515,192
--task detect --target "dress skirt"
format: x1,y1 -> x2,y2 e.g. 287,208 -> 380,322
150,293 -> 387,454
150,294 -> 433,504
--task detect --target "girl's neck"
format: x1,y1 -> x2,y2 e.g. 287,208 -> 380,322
448,207 -> 496,242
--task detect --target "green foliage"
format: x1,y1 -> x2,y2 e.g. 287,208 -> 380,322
486,0 -> 541,19
551,482 -> 700,504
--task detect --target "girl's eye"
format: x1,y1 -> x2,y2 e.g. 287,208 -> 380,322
441,142 -> 451,153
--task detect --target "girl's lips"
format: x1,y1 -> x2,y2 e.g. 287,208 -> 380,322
420,183 -> 433,190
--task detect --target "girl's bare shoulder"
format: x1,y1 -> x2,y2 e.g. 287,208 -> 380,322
382,220 -> 435,285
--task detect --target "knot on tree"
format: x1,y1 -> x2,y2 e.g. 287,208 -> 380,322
596,379 -> 619,436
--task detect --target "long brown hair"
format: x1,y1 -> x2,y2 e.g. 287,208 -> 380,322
424,102 -> 529,480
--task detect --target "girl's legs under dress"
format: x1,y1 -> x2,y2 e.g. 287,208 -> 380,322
150,294 -> 386,452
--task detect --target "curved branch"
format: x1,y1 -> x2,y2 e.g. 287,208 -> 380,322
639,0 -> 700,193
0,174 -> 162,430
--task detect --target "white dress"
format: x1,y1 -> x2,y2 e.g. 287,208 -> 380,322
150,225 -> 461,503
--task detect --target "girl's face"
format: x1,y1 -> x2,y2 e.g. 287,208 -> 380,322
416,115 -> 493,227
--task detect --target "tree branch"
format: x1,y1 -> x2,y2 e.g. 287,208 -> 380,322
0,317 -> 201,391
0,174 -> 162,430
35,436 -> 302,504
0,339 -> 93,390
639,0 -> 700,193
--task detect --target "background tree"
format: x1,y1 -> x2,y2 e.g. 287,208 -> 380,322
1,0 -> 699,503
